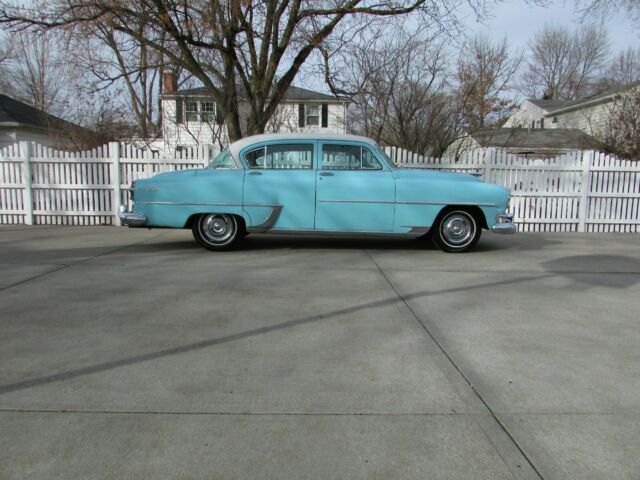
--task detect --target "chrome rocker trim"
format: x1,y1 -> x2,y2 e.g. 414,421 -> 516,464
119,205 -> 147,227
491,213 -> 516,234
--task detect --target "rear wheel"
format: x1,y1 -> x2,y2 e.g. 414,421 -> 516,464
432,209 -> 481,253
192,213 -> 240,251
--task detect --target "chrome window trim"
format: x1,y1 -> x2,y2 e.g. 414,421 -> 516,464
320,144 -> 383,171
245,143 -> 315,170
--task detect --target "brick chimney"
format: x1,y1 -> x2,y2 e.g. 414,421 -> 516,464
163,72 -> 177,94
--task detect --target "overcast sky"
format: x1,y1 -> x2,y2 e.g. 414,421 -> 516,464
469,0 -> 639,53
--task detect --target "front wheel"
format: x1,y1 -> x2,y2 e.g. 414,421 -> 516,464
192,213 -> 240,251
432,210 -> 481,253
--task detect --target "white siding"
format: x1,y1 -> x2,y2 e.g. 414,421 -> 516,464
0,129 -> 58,148
160,97 -> 346,154
552,102 -> 610,136
503,101 -> 549,128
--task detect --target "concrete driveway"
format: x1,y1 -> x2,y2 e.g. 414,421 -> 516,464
1,226 -> 639,479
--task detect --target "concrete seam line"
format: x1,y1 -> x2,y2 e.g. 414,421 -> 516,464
365,250 -> 547,480
0,409 -> 497,416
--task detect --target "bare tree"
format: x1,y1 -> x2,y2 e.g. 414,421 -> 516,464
0,30 -> 77,117
600,87 -> 640,159
0,0 -> 493,142
608,48 -> 640,86
321,27 -> 461,155
71,23 -> 166,139
521,24 -> 610,100
456,34 -> 522,129
576,0 -> 640,25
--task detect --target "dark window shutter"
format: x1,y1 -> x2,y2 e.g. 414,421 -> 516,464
298,104 -> 305,128
215,103 -> 225,125
176,98 -> 183,124
540,118 -> 544,129
321,103 -> 328,128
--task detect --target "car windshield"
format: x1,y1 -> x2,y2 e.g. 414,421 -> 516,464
376,145 -> 398,169
207,149 -> 236,169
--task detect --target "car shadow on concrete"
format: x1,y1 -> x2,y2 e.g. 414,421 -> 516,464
233,232 -> 561,253
541,255 -> 640,290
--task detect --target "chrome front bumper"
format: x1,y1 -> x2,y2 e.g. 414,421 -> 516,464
119,205 -> 146,227
491,212 -> 516,234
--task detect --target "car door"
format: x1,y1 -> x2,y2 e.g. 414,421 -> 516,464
242,142 -> 317,231
315,142 -> 396,232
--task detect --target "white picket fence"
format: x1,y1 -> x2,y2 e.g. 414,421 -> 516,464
0,141 -> 639,232
385,146 -> 640,233
0,142 -> 208,226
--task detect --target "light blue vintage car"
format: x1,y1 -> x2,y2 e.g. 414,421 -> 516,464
119,133 -> 515,252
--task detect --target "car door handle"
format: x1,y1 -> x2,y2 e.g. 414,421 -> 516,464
319,172 -> 334,176
248,171 -> 263,176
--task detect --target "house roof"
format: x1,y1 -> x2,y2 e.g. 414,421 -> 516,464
470,128 -> 602,150
0,93 -> 84,133
528,99 -> 569,111
526,82 -> 640,116
165,85 -> 339,102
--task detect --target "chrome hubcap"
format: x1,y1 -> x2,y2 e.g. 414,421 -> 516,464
200,214 -> 235,244
441,213 -> 475,247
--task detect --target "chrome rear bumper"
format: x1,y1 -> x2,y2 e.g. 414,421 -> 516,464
119,205 -> 146,227
491,212 -> 516,234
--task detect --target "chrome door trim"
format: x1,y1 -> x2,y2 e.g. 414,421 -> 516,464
319,199 -> 497,207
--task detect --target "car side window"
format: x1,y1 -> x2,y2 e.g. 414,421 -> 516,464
245,144 -> 313,169
362,148 -> 383,170
322,144 -> 383,170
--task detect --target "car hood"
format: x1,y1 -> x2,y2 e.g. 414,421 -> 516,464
397,167 -> 481,183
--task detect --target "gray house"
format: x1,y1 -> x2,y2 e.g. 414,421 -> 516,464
0,94 -> 86,148
448,127 -> 602,158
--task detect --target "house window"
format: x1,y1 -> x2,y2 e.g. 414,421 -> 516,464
306,105 -> 320,126
552,116 -> 558,124
201,101 -> 215,123
185,101 -> 199,122
298,103 -> 328,128
183,100 -> 219,123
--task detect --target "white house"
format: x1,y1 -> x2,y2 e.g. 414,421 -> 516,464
0,94 -> 88,148
503,83 -> 640,137
158,78 -> 347,154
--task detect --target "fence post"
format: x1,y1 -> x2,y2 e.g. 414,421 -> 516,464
205,144 -> 213,167
577,150 -> 592,233
483,148 -> 495,182
111,142 -> 122,226
20,141 -> 34,225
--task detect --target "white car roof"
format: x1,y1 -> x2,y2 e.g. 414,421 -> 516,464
227,133 -> 378,161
